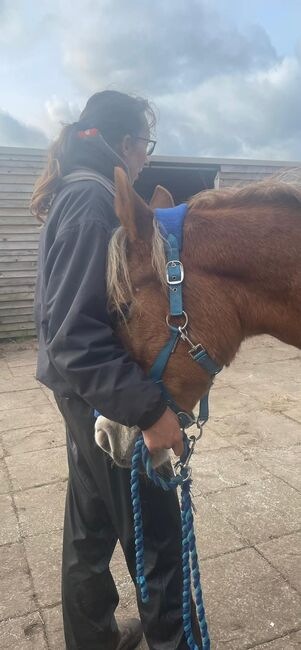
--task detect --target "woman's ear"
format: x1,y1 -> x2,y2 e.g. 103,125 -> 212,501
120,134 -> 132,158
114,167 -> 154,242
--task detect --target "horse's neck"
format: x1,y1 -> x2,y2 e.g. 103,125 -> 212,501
186,202 -> 301,364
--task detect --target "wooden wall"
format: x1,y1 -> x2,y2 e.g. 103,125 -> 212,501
0,146 -> 46,339
0,146 -> 299,339
214,161 -> 299,188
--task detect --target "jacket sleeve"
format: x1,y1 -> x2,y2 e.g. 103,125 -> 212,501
44,217 -> 167,429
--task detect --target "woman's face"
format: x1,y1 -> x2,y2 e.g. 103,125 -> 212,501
120,116 -> 152,184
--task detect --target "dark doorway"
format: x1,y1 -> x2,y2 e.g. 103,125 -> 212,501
134,157 -> 219,204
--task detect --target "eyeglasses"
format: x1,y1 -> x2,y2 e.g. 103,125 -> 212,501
135,137 -> 157,156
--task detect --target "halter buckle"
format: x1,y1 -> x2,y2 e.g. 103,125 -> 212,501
166,260 -> 184,285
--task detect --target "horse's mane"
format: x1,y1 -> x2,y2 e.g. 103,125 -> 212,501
188,169 -> 301,211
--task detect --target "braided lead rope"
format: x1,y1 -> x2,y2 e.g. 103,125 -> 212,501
130,433 -> 210,650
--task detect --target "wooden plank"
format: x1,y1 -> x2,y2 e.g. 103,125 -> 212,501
0,253 -> 38,262
0,287 -> 35,298
0,161 -> 45,171
0,260 -> 37,271
0,241 -> 39,250
0,300 -> 34,311
0,321 -> 35,333
0,194 -> 33,202
0,183 -> 37,192
0,251 -> 39,260
0,225 -> 40,234
0,236 -> 40,245
0,307 -> 33,317
0,218 -> 38,226
0,313 -> 35,325
0,145 -> 46,155
0,221 -> 41,234
0,174 -> 43,184
0,270 -> 36,279
218,171 -> 275,181
219,164 -> 284,174
0,277 -> 36,287
0,211 -> 35,219
0,329 -> 36,340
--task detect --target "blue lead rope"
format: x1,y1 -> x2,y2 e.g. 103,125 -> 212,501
131,433 -> 210,650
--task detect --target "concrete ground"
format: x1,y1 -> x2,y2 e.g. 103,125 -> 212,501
0,335 -> 301,650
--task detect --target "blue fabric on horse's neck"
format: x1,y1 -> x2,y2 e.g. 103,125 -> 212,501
155,203 -> 187,250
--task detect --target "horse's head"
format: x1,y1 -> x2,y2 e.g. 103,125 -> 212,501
108,167 -> 214,413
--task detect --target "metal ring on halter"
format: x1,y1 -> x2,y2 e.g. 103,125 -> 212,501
174,462 -> 192,481
165,310 -> 188,330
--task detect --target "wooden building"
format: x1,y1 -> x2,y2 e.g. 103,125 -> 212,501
0,145 -> 300,339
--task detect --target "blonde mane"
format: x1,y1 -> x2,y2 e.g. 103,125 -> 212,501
107,219 -> 167,320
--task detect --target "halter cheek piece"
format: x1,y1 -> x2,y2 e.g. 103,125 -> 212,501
151,204 -> 223,441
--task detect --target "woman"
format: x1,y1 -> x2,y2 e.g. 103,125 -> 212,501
31,90 -> 202,650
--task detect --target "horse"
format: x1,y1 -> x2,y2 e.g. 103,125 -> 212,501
106,166 -> 301,421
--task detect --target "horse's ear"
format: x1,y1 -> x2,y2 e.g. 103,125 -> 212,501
114,167 -> 154,242
149,185 -> 175,209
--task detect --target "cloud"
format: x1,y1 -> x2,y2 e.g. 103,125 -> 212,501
155,56 -> 301,159
61,0 -> 278,96
1,0 -> 300,160
0,110 -> 49,147
44,96 -> 81,137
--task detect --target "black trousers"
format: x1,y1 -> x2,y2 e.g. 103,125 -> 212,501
55,394 -> 202,650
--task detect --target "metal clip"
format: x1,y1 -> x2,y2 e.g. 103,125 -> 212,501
196,419 -> 205,434
182,435 -> 197,468
178,326 -> 205,357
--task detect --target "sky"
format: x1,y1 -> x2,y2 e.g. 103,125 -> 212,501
1,0 -> 301,160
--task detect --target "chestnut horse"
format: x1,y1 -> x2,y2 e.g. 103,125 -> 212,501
108,167 -> 301,417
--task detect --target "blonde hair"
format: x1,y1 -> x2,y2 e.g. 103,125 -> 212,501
107,219 -> 167,322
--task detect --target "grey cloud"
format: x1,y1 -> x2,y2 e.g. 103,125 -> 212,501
155,58 -> 301,160
0,110 -> 49,147
61,0 -> 278,95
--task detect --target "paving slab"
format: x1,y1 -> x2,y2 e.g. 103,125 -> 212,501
0,543 -> 35,620
0,612 -> 48,650
0,494 -> 19,545
206,476 -> 301,545
0,458 -> 10,494
0,375 -> 39,393
191,494 -> 246,558
0,388 -> 50,412
6,446 -> 68,491
257,531 -> 301,594
14,481 -> 66,537
207,409 -> 301,450
248,445 -> 301,492
190,446 -> 270,495
9,363 -> 37,377
235,379 -> 301,413
41,606 -> 65,650
1,422 -> 65,456
250,629 -> 301,648
284,403 -> 301,425
0,365 -> 13,380
202,547 -> 301,649
0,403 -> 62,434
24,531 -> 62,607
206,384 -> 260,420
4,347 -> 39,368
